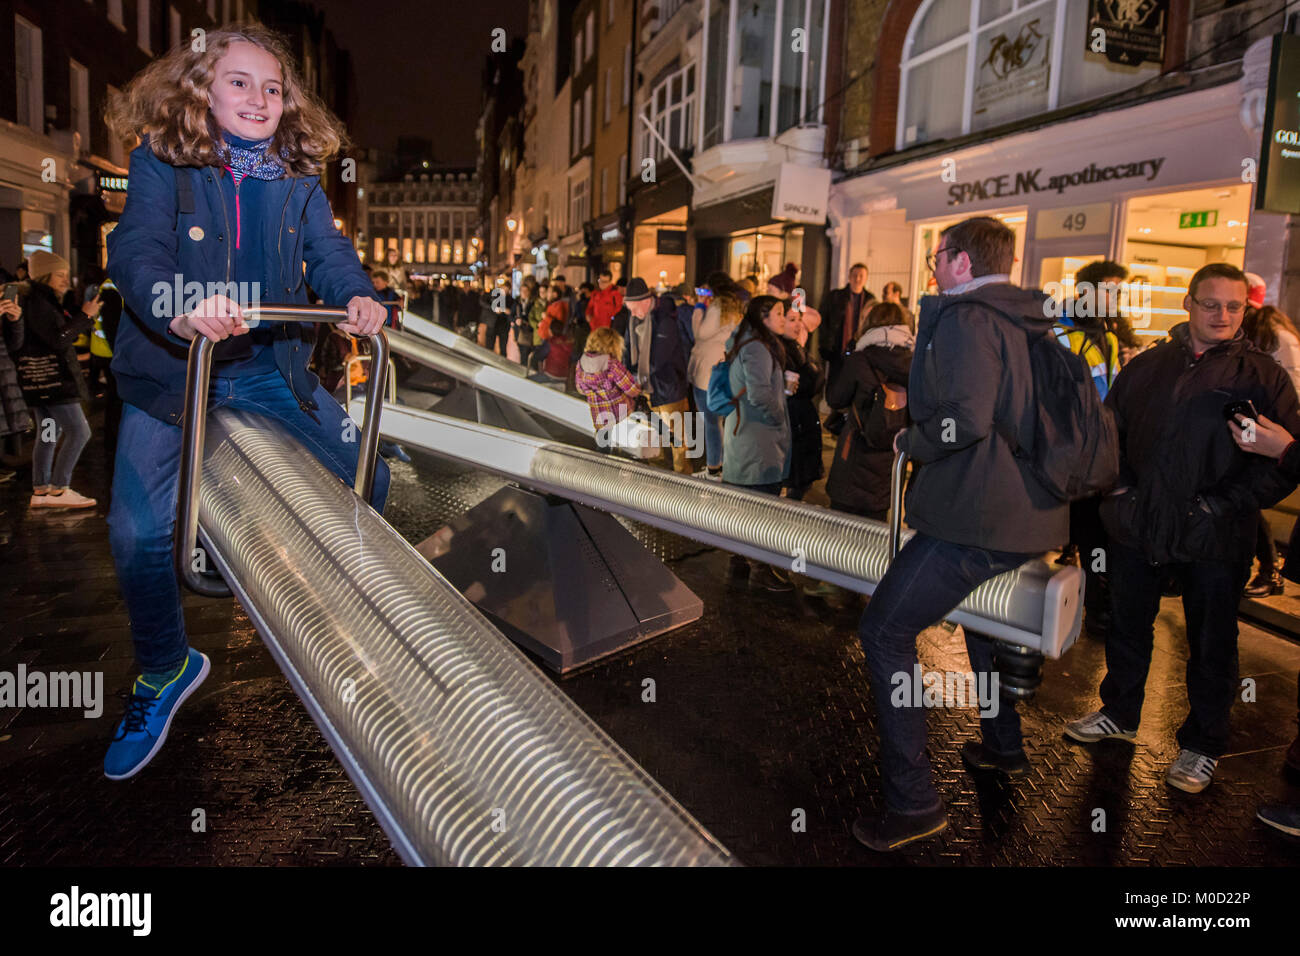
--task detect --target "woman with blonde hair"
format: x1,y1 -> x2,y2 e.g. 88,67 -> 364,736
100,22 -> 390,781
686,282 -> 743,478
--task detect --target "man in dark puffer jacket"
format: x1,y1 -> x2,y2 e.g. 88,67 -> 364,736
851,216 -> 1068,853
1066,262 -> 1300,796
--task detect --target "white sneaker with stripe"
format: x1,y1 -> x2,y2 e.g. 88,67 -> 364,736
1166,749 -> 1218,793
1064,710 -> 1137,743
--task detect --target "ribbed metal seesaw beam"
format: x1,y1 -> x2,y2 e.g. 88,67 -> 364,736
195,406 -> 733,867
394,314 -> 595,436
355,400 -> 1084,658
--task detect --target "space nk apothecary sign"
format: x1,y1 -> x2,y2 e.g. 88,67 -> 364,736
1258,32 -> 1300,215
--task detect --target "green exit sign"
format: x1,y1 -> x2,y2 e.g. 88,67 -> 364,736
1178,210 -> 1219,229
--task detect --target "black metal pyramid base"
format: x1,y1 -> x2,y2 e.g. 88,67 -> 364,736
431,383 -> 551,438
416,485 -> 703,673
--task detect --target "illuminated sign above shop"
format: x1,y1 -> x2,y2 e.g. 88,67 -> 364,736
1258,33 -> 1300,215
98,175 -> 128,192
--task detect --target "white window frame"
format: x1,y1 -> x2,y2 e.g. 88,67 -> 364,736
138,0 -> 152,54
573,99 -> 582,156
640,61 -> 695,165
604,68 -> 612,125
570,176 -> 589,230
70,60 -> 90,153
608,0 -> 615,30
574,29 -> 582,76
169,5 -> 181,50
583,86 -> 593,146
896,0 -> 1068,152
585,12 -> 595,61
14,17 -> 43,135
108,0 -> 125,29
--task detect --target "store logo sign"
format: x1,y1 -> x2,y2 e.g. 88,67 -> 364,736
1259,33 -> 1300,214
771,163 -> 831,224
947,157 -> 1165,205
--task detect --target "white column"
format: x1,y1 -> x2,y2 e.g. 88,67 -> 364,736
770,0 -> 783,138
723,0 -> 737,143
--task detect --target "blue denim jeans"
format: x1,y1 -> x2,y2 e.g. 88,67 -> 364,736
693,385 -> 724,469
31,401 -> 92,489
858,532 -> 1035,814
107,370 -> 391,673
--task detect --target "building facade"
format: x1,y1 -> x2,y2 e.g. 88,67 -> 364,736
582,0 -> 635,282
829,0 -> 1300,336
360,161 -> 481,282
626,0 -> 697,291
517,0 -> 576,284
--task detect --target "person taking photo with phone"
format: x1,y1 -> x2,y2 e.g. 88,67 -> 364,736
1066,263 -> 1300,795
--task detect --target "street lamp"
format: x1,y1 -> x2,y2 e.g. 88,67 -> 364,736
506,218 -> 517,231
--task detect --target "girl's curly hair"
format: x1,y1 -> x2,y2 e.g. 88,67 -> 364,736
105,22 -> 347,177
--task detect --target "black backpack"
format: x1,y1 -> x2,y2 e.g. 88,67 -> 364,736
996,323 -> 1120,502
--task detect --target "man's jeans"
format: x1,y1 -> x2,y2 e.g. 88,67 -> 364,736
858,532 -> 1034,814
107,370 -> 391,674
1099,541 -> 1249,758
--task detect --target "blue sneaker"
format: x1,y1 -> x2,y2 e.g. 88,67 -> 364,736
104,649 -> 210,780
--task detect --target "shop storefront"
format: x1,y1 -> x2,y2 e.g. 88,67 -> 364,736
0,122 -> 74,273
692,182 -> 829,302
584,213 -> 628,282
830,81 -> 1271,340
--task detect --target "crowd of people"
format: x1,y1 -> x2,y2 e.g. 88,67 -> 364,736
8,20 -> 1296,858
482,215 -> 1299,851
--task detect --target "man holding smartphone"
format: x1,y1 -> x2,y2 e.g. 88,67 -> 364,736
1066,263 -> 1300,794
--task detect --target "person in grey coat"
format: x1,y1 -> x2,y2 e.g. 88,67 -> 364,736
723,294 -> 793,591
850,216 -> 1069,854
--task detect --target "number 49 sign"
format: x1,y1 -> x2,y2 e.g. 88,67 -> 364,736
1034,202 -> 1113,240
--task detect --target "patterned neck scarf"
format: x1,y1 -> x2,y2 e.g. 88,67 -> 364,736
221,134 -> 287,186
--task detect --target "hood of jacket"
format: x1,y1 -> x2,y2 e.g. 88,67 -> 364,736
579,351 -> 610,374
856,323 -> 916,351
923,281 -> 1055,333
1166,319 -> 1254,359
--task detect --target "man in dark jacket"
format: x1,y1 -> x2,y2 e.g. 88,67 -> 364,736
851,217 -> 1069,853
621,277 -> 693,473
1066,262 -> 1300,795
819,262 -> 875,390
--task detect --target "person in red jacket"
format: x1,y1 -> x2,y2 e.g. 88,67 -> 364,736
586,268 -> 623,330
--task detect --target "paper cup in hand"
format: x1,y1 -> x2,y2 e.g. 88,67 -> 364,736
784,371 -> 799,395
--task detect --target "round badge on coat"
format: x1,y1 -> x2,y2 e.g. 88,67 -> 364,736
188,226 -> 204,241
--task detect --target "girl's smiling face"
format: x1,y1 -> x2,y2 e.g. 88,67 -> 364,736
207,40 -> 284,140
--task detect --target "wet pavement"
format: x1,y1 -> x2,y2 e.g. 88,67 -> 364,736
2,397 -> 1299,866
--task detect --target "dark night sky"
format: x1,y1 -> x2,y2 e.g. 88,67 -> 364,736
309,0 -> 529,166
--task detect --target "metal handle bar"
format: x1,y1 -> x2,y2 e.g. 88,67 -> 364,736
175,304 -> 389,597
889,449 -> 909,561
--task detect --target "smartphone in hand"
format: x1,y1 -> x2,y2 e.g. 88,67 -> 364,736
1222,399 -> 1259,422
